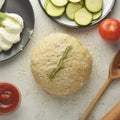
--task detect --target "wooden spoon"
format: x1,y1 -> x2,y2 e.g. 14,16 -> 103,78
81,50 -> 120,120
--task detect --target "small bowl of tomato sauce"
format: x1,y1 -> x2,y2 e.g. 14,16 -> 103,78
0,82 -> 21,115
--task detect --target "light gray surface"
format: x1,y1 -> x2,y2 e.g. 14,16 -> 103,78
0,0 -> 120,120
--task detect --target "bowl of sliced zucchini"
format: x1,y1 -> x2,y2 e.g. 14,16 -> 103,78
38,0 -> 116,28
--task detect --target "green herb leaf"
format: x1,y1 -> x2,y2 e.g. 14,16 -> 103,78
49,45 -> 72,80
0,12 -> 7,25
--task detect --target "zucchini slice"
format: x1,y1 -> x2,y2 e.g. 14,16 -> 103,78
69,0 -> 81,3
74,8 -> 92,26
85,0 -> 103,13
51,0 -> 68,7
92,10 -> 102,20
79,0 -> 84,7
66,3 -> 82,20
45,1 -> 65,17
44,0 -> 50,8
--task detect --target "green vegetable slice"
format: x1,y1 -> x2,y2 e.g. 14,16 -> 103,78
49,45 -> 72,80
51,0 -> 68,7
85,0 -> 103,13
74,8 -> 92,26
66,3 -> 82,20
92,10 -> 102,20
44,0 -> 50,8
69,0 -> 82,3
45,1 -> 65,17
43,0 -> 103,26
79,0 -> 84,7
0,12 -> 7,25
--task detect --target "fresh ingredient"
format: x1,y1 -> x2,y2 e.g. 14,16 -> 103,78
101,102 -> 120,120
49,45 -> 72,80
99,18 -> 120,42
0,12 -> 24,52
79,0 -> 84,6
45,0 -> 65,17
66,3 -> 82,20
92,10 -> 102,20
74,8 -> 92,26
51,0 -> 68,7
44,0 -> 103,26
0,83 -> 21,114
0,0 -> 5,9
85,0 -> 103,13
44,0 -> 49,8
69,0 -> 81,3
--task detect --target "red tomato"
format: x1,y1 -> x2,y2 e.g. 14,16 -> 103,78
99,18 -> 120,42
0,83 -> 21,115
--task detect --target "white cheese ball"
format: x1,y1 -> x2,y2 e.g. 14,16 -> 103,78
31,33 -> 92,96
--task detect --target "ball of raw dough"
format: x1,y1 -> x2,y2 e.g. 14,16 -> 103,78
31,33 -> 92,96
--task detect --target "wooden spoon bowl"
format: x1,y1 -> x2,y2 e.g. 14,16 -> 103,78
81,50 -> 120,120
110,50 -> 120,79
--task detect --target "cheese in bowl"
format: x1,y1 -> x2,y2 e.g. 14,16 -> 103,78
0,12 -> 24,52
31,33 -> 92,96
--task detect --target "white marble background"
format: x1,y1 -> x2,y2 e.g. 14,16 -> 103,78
0,0 -> 120,120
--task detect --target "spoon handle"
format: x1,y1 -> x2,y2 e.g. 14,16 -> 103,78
81,77 -> 111,120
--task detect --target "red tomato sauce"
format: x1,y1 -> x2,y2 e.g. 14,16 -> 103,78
0,83 -> 21,115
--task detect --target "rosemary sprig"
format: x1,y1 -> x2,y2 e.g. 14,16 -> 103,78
49,45 -> 72,80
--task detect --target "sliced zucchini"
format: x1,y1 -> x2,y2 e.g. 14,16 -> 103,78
79,0 -> 84,7
74,8 -> 92,26
92,10 -> 102,20
85,0 -> 103,13
51,0 -> 68,7
69,0 -> 81,3
45,1 -> 65,17
44,0 -> 50,8
66,3 -> 82,20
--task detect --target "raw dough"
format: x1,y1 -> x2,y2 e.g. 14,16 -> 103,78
31,33 -> 92,96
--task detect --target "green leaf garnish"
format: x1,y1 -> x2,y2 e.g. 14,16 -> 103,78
0,12 -> 20,27
0,12 -> 7,26
49,45 -> 72,80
